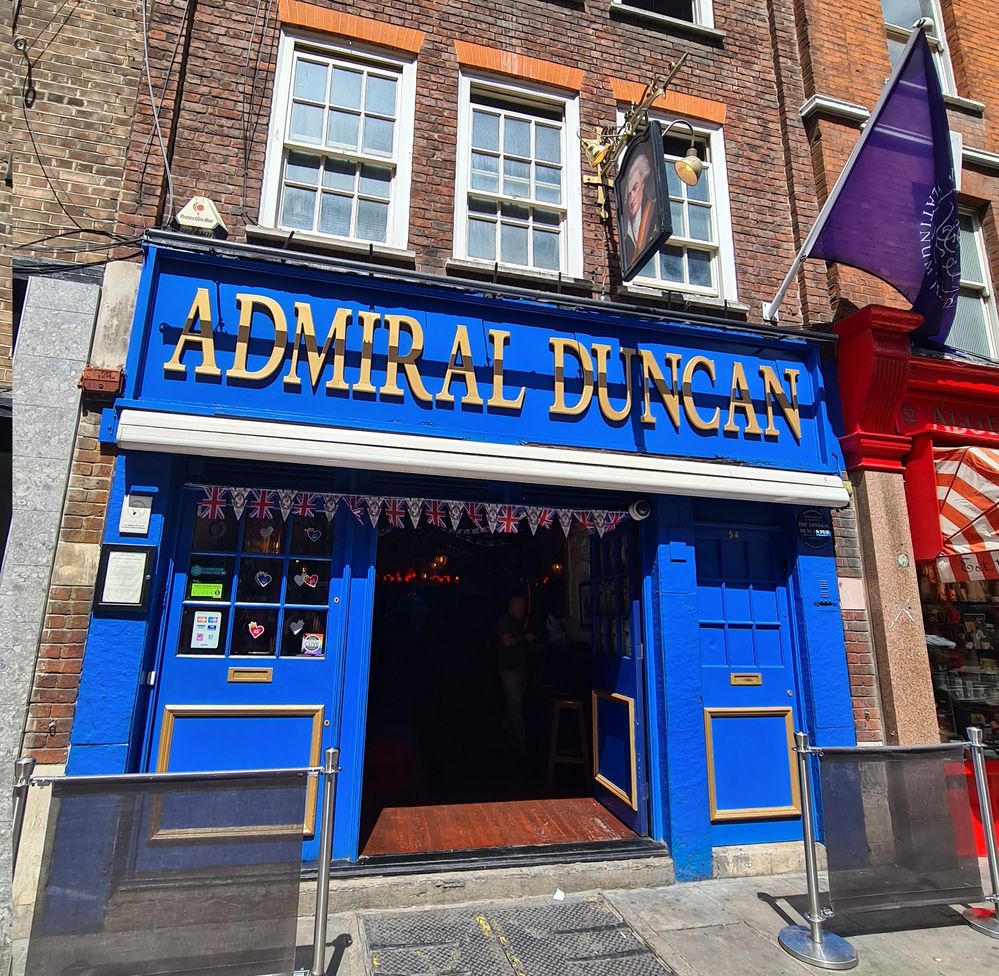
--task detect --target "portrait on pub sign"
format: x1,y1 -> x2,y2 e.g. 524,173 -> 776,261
615,122 -> 672,282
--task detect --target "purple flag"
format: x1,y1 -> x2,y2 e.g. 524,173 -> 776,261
806,30 -> 959,345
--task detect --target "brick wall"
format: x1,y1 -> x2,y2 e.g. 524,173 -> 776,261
115,0 -> 827,325
23,409 -> 112,763
832,503 -> 884,742
9,1 -> 144,260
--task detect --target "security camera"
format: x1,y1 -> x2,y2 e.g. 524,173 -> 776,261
629,499 -> 652,521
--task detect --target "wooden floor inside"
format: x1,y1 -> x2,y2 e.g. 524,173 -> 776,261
361,797 -> 637,857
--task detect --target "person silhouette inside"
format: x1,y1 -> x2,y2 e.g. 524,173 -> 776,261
496,594 -> 537,762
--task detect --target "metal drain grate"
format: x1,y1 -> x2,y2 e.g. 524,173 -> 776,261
361,895 -> 676,976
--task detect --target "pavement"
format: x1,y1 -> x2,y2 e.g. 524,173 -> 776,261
300,869 -> 999,976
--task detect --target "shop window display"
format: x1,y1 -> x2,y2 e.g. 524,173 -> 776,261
920,566 -> 999,746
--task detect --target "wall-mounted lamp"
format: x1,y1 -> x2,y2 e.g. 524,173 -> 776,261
580,54 -> 701,218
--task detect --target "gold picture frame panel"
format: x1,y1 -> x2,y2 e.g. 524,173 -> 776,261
153,704 -> 324,840
591,690 -> 638,811
703,706 -> 801,823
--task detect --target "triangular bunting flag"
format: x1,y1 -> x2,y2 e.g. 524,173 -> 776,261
464,502 -> 484,529
557,509 -> 574,536
483,502 -> 501,533
276,488 -> 297,520
591,510 -> 608,538
248,489 -> 275,520
229,486 -> 250,520
344,495 -> 365,523
198,485 -> 228,520
425,499 -> 448,528
447,500 -> 464,532
363,496 -> 384,528
525,507 -> 541,535
320,493 -> 340,521
605,511 -> 626,534
538,508 -> 555,531
496,504 -> 522,534
405,497 -> 424,529
384,498 -> 407,528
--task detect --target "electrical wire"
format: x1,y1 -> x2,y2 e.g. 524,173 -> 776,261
240,0 -> 267,217
140,0 -> 176,222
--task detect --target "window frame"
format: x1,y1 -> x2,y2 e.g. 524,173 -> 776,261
882,0 -> 956,96
260,28 -> 418,250
453,71 -> 583,278
952,207 -> 999,359
616,110 -> 738,302
611,0 -> 715,30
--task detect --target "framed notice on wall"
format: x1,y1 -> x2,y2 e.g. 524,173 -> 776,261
93,545 -> 156,612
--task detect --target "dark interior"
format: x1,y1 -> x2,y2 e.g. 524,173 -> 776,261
359,523 -> 594,848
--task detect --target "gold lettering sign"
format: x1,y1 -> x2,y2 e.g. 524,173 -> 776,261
162,292 -> 808,445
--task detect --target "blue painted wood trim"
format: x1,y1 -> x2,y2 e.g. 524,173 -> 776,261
649,496 -> 712,880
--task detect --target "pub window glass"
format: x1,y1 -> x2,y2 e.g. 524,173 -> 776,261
946,210 -> 999,361
881,0 -> 955,94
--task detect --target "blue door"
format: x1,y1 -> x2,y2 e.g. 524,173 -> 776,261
590,526 -> 648,835
694,524 -> 802,845
146,487 -> 347,859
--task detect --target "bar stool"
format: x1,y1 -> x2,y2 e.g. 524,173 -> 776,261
546,697 -> 591,790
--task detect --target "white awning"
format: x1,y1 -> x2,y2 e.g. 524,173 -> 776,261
117,408 -> 850,507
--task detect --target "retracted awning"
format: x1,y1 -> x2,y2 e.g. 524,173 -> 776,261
116,409 -> 850,508
934,445 -> 999,582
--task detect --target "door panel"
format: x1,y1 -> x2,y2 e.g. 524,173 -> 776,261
147,488 -> 345,859
590,526 -> 648,835
694,525 -> 801,842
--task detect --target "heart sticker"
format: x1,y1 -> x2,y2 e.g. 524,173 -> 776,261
259,525 -> 274,540
289,619 -> 305,635
303,573 -> 319,588
254,571 -> 272,588
305,527 -> 322,543
248,622 -> 265,639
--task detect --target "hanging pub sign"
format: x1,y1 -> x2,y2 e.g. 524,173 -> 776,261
616,122 -> 672,282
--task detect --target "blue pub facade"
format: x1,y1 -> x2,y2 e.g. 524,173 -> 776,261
70,234 -> 856,879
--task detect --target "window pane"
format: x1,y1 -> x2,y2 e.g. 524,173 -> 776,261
290,103 -> 323,143
688,205 -> 713,242
501,222 -> 529,265
659,246 -> 684,283
472,111 -> 500,152
471,152 -> 500,192
624,0 -> 694,22
534,208 -> 560,227
231,608 -> 278,657
237,558 -> 283,603
535,164 -> 562,204
286,152 -> 321,185
887,34 -> 907,67
500,202 -> 530,222
328,110 -> 359,149
665,165 -> 683,198
948,290 -> 992,358
468,218 -> 495,260
365,75 -> 397,116
503,158 -> 530,199
881,0 -> 932,27
670,201 -> 684,236
535,125 -> 561,164
362,116 -> 394,155
318,192 -> 352,236
638,255 -> 656,278
281,185 -> 316,229
686,169 -> 711,203
356,198 -> 389,241
959,214 -> 985,284
323,157 -> 355,191
294,60 -> 328,102
359,164 -> 392,199
688,249 -> 713,287
468,196 -> 497,216
504,117 -> 531,157
330,68 -> 362,109
533,229 -> 560,270
281,610 -> 328,658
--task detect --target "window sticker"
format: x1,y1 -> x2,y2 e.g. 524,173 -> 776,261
191,610 -> 222,650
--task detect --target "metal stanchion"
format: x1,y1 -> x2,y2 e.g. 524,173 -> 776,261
11,756 -> 36,877
308,747 -> 341,976
778,732 -> 858,970
963,727 -> 999,939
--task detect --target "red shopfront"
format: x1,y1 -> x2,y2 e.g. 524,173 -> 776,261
836,305 -> 999,853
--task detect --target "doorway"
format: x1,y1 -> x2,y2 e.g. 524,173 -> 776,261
359,516 -> 648,857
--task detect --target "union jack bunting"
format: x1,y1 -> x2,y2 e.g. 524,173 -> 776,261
248,489 -> 275,520
344,495 -> 366,523
384,498 -> 407,528
575,510 -> 593,530
198,486 -> 228,520
294,492 -> 318,518
537,508 -> 555,531
463,502 -> 484,528
425,499 -> 448,528
496,505 -> 522,534
603,511 -> 625,534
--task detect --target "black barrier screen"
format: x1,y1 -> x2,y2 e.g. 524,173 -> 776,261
25,770 -> 309,976
819,745 -> 983,914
